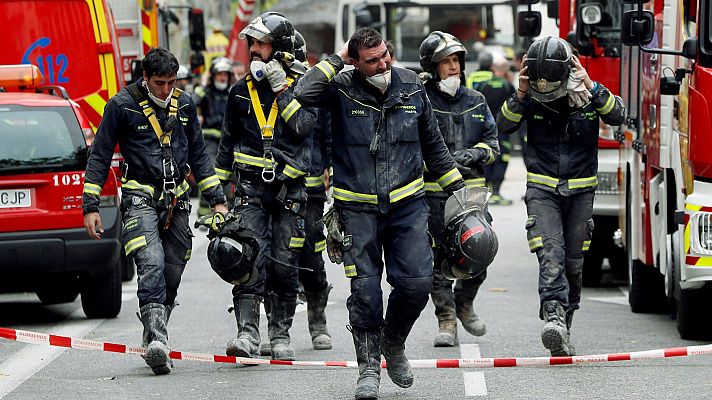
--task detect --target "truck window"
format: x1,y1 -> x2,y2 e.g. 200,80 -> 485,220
0,1 -> 103,98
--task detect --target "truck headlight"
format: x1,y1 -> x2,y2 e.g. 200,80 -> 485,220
690,212 -> 712,255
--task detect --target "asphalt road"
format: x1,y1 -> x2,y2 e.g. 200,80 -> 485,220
1,157 -> 711,399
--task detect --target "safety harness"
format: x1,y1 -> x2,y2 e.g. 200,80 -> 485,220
245,74 -> 295,183
126,82 -> 184,230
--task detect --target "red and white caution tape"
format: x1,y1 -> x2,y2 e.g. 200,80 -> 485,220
2,327 -> 712,369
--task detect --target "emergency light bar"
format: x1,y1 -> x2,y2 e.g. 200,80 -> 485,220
0,64 -> 43,89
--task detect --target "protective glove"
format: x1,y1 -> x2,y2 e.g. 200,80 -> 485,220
323,206 -> 344,264
453,148 -> 487,167
264,59 -> 288,93
194,211 -> 235,235
567,68 -> 592,108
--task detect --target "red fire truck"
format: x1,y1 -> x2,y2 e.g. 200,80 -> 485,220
619,0 -> 712,339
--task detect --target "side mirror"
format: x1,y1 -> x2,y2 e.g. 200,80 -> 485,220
188,8 -> 206,52
580,3 -> 602,25
681,37 -> 698,59
621,10 -> 654,46
353,2 -> 374,27
547,0 -> 559,19
517,11 -> 542,37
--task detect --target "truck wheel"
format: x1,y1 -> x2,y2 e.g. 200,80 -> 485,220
629,259 -> 668,313
676,283 -> 712,340
81,264 -> 122,319
582,244 -> 604,287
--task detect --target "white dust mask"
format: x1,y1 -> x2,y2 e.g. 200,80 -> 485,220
250,60 -> 266,81
214,81 -> 228,91
437,77 -> 460,97
365,69 -> 392,93
143,80 -> 172,109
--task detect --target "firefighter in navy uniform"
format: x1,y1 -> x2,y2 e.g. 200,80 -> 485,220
295,27 -> 465,399
82,48 -> 228,375
419,32 -> 499,348
497,37 -> 625,356
214,12 -> 316,362
468,52 -> 516,205
196,57 -> 235,216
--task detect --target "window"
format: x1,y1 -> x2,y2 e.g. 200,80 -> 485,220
0,106 -> 87,174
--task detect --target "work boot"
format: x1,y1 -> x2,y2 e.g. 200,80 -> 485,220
267,293 -> 297,361
138,303 -> 172,375
351,327 -> 381,400
565,309 -> 576,356
381,313 -> 414,388
259,295 -> 273,356
456,301 -> 487,337
305,284 -> 333,350
226,295 -> 261,360
432,285 -> 458,347
541,300 -> 571,356
488,193 -> 513,206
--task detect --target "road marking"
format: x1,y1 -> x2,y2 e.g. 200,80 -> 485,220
0,309 -> 103,399
461,343 -> 487,396
587,286 -> 629,306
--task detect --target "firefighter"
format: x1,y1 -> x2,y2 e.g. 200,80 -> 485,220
82,48 -> 228,375
497,37 -> 625,356
214,12 -> 316,362
295,27 -> 465,399
195,56 -> 235,217
468,51 -> 516,205
419,32 -> 500,348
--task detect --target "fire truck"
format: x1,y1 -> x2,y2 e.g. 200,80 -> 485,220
551,0 -> 627,285
619,0 -> 712,339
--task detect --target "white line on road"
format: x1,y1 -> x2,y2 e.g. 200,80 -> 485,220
587,286 -> 630,306
461,343 -> 488,397
0,309 -> 103,399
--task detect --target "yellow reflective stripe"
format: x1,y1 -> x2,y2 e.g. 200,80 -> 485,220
283,164 -> 306,179
465,178 -> 486,188
184,249 -> 192,261
203,128 -> 222,139
333,187 -> 378,204
198,175 -> 221,191
527,172 -> 559,188
694,257 -> 712,267
289,237 -> 305,248
83,183 -> 102,196
528,236 -> 543,250
501,102 -> 522,123
175,180 -> 191,197
344,264 -> 357,277
125,235 -> 147,255
596,93 -> 615,115
568,176 -> 598,190
314,240 -> 326,253
336,89 -> 381,112
389,176 -> 425,203
121,179 -> 155,196
474,142 -> 495,164
315,60 -> 336,80
582,240 -> 591,251
246,76 -> 279,137
216,168 -> 233,181
436,168 -> 462,189
281,99 -> 302,122
306,174 -> 325,188
424,182 -> 443,192
234,152 -> 276,168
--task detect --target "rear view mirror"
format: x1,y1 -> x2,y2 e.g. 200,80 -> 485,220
581,3 -> 602,25
517,11 -> 542,37
681,37 -> 697,59
353,2 -> 373,27
547,0 -> 559,19
621,10 -> 654,46
189,8 -> 206,52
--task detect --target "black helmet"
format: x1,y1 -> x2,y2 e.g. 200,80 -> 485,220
239,11 -> 295,54
294,30 -> 307,62
526,36 -> 572,102
207,227 -> 260,287
419,31 -> 467,74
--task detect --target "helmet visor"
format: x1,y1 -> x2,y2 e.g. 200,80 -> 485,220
529,77 -> 568,102
239,17 -> 272,42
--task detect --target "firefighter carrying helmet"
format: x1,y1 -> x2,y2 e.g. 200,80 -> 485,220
442,187 -> 498,280
419,31 -> 467,74
239,11 -> 295,55
525,36 -> 572,102
207,221 -> 260,287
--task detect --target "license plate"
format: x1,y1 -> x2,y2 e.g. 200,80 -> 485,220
0,189 -> 31,208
